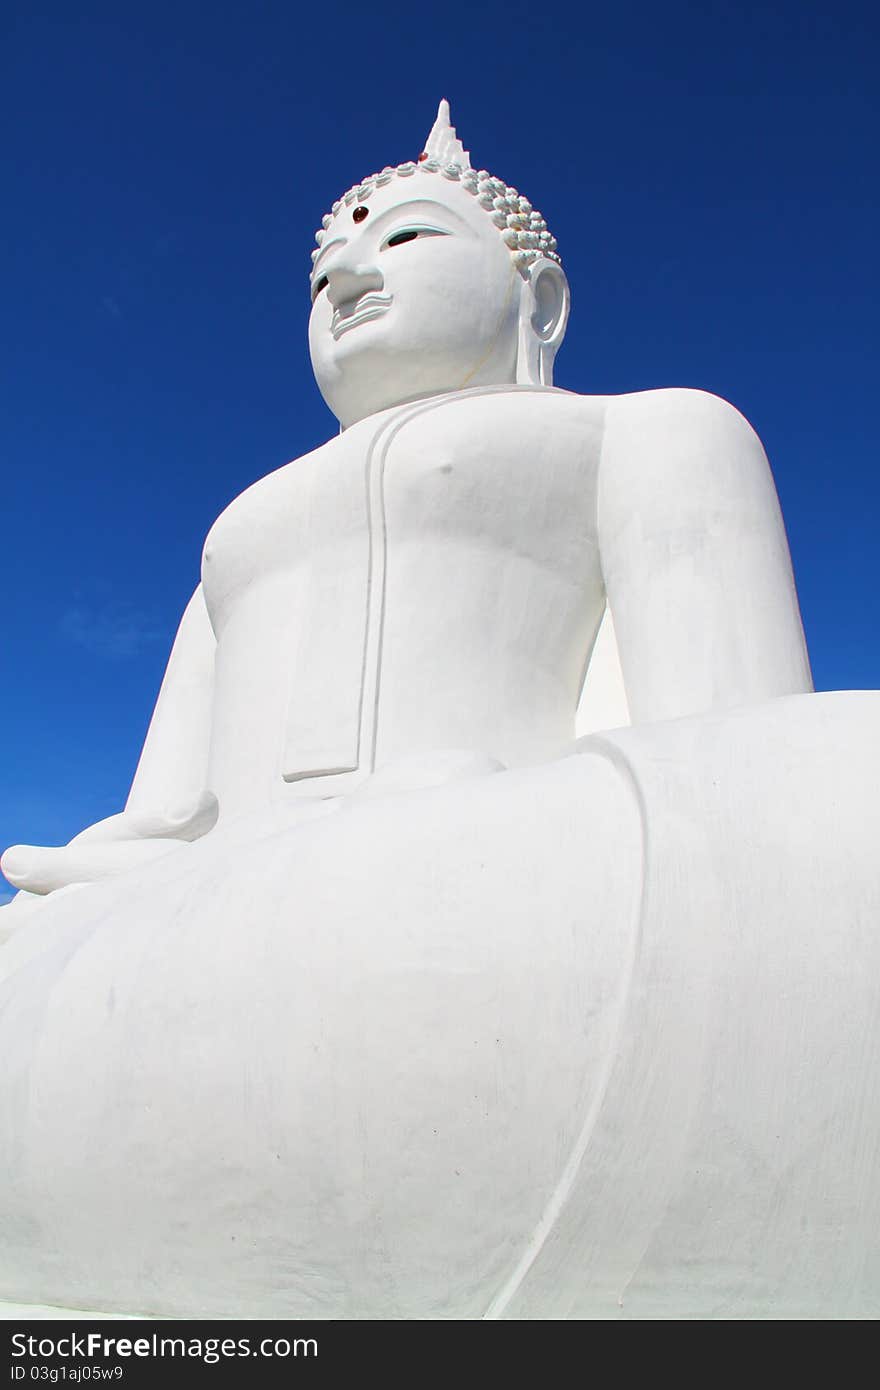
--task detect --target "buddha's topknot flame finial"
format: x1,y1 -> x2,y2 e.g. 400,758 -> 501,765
421,98 -> 471,170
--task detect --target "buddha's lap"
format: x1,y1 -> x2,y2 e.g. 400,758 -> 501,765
0,751 -> 643,1315
1,692 -> 879,1318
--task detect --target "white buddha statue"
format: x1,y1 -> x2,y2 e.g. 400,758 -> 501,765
1,102 -> 878,1321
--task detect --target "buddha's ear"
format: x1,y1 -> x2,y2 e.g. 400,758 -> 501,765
516,259 -> 570,386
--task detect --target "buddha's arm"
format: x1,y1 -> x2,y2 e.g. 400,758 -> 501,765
1,585 -> 217,897
124,583 -> 216,821
597,388 -> 813,725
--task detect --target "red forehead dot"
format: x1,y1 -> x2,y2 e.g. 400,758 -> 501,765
418,152 -> 428,162
353,205 -> 369,223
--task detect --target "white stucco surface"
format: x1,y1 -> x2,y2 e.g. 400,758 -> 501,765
1,101 -> 876,1320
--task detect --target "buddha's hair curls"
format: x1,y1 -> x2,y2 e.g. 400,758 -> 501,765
311,101 -> 561,280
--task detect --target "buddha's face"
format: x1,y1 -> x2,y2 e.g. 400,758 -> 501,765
308,174 -> 523,428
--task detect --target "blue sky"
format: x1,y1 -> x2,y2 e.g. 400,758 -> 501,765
2,0 -> 878,894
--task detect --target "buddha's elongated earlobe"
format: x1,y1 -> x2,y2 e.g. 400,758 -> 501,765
516,259 -> 570,386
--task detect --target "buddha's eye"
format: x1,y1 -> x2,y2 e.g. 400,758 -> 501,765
310,274 -> 329,304
381,225 -> 450,252
386,229 -> 419,248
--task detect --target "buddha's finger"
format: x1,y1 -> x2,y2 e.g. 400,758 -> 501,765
0,838 -> 186,896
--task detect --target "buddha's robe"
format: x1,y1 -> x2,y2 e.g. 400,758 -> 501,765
0,691 -> 877,1319
0,389 -> 875,1319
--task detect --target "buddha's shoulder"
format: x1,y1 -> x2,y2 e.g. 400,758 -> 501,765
604,386 -> 760,440
414,385 -> 757,441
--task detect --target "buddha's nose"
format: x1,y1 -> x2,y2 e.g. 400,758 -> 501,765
325,261 -> 384,310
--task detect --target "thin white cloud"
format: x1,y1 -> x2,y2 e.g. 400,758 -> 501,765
59,602 -> 166,660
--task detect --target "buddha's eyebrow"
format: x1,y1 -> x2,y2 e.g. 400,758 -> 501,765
312,236 -> 347,274
368,198 -> 472,234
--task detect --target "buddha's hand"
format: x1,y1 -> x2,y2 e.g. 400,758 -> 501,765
1,791 -> 218,897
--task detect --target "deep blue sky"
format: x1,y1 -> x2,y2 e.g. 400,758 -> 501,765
2,0 -> 878,893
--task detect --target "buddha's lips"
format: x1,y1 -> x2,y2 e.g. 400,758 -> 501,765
331,293 -> 393,341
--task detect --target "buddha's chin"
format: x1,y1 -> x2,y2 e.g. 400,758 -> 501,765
330,379 -> 458,430
314,339 -> 516,430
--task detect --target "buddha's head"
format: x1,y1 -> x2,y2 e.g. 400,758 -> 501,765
309,101 -> 570,429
